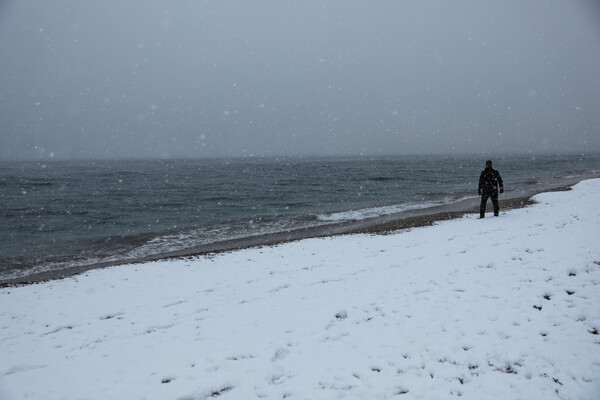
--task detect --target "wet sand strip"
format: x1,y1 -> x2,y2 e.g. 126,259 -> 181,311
0,186 -> 574,287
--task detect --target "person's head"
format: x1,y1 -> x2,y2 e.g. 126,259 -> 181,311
486,160 -> 493,168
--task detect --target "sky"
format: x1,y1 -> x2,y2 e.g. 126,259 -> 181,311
1,0 -> 600,160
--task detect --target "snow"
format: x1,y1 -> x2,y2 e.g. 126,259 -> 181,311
1,179 -> 600,400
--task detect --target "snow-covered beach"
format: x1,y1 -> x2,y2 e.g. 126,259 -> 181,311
1,179 -> 599,399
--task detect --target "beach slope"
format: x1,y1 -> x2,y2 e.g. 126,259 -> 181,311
1,179 -> 599,399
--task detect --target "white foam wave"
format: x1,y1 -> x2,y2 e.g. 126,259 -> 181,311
316,202 -> 443,222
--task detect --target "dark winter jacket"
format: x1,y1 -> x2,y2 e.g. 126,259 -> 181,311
479,167 -> 503,194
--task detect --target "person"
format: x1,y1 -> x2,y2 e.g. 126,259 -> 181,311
478,160 -> 504,218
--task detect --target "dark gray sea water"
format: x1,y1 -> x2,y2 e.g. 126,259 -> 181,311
1,154 -> 599,281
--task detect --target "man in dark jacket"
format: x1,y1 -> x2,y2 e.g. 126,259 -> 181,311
478,160 -> 504,218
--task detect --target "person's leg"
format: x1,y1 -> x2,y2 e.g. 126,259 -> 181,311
480,193 -> 489,218
491,190 -> 499,216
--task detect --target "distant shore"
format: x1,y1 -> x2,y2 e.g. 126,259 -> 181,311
2,176 -> 587,288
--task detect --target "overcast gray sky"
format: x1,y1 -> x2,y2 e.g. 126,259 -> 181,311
1,0 -> 599,160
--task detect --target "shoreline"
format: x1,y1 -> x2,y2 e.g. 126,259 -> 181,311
1,180 -> 583,287
2,178 -> 599,398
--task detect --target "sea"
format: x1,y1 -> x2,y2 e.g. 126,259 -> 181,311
1,154 -> 599,281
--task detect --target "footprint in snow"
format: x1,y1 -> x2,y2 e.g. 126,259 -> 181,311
1,364 -> 47,377
163,300 -> 187,308
335,311 -> 348,320
145,324 -> 174,334
396,387 -> 409,395
100,313 -> 123,320
41,325 -> 73,336
268,284 -> 290,293
226,354 -> 256,361
268,371 -> 293,385
203,386 -> 233,398
271,347 -> 290,361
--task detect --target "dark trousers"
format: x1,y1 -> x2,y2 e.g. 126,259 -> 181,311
480,190 -> 499,218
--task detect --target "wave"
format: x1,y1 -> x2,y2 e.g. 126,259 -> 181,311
0,179 -> 53,186
367,176 -> 397,182
316,201 -> 443,222
316,193 -> 480,222
27,181 -> 53,186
